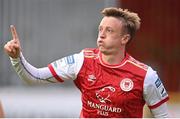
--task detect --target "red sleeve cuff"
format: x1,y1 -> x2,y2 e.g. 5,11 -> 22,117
148,97 -> 169,109
48,64 -> 64,82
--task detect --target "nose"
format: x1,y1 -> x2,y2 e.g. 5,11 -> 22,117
97,35 -> 104,43
98,30 -> 105,42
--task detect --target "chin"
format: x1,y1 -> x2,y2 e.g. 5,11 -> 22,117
99,47 -> 115,55
99,48 -> 109,55
98,47 -> 105,52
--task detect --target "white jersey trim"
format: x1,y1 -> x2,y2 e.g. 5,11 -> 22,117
49,51 -> 84,81
143,67 -> 169,109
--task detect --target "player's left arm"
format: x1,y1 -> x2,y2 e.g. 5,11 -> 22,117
143,67 -> 170,118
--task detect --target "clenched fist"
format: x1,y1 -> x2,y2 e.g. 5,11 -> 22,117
4,25 -> 21,58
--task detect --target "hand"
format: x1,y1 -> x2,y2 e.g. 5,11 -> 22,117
4,25 -> 21,58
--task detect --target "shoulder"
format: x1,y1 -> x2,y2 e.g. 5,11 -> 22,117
144,67 -> 165,92
143,66 -> 169,109
82,48 -> 99,58
126,54 -> 149,71
144,67 -> 158,86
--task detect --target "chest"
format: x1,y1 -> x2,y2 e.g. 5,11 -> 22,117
74,59 -> 145,105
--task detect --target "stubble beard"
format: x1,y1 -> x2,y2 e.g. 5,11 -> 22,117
98,45 -> 116,55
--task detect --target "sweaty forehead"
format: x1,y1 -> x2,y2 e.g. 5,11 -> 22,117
99,16 -> 123,28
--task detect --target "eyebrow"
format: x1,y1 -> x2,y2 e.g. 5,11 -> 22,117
98,25 -> 113,29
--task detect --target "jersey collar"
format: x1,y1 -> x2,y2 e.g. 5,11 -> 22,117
98,51 -> 130,68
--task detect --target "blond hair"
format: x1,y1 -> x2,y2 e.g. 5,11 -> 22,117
101,7 -> 141,40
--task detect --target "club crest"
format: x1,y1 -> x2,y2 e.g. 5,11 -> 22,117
120,78 -> 134,92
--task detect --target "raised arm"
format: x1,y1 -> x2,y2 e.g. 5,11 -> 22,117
4,25 -> 57,84
4,25 -> 84,84
4,25 -> 21,59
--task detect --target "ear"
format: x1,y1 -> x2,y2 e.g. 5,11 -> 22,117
121,34 -> 130,45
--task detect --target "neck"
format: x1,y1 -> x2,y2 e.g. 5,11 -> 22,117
101,48 -> 125,65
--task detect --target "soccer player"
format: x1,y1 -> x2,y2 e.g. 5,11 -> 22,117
0,101 -> 4,118
4,7 -> 170,118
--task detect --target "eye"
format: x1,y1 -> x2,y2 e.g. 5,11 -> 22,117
106,28 -> 113,33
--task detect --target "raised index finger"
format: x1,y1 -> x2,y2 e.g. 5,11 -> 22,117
10,25 -> 19,41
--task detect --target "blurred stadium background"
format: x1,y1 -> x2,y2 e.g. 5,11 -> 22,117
0,0 -> 180,117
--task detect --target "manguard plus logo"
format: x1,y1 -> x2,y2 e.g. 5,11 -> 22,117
88,86 -> 121,116
95,86 -> 116,103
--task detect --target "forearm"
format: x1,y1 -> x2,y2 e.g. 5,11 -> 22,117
10,52 -> 57,84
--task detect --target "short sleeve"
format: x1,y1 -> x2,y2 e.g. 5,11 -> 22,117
48,51 -> 84,82
143,67 -> 169,109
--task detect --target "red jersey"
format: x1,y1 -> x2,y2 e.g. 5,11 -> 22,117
48,48 -> 169,118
